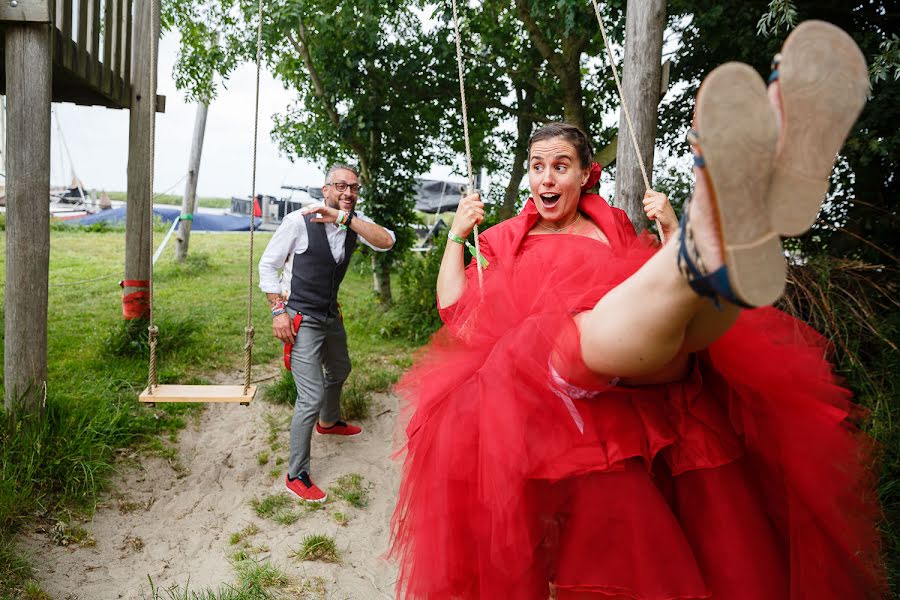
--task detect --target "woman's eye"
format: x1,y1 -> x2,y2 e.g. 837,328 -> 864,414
533,164 -> 543,172
555,165 -> 567,172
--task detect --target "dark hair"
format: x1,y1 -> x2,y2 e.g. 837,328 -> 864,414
325,163 -> 359,182
527,122 -> 593,168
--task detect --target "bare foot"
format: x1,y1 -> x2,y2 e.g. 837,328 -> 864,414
683,155 -> 725,276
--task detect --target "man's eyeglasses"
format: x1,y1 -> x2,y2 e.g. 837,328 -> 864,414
325,182 -> 361,194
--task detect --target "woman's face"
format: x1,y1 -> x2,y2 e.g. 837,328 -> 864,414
528,137 -> 590,225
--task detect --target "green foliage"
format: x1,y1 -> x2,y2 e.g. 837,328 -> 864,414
871,34 -> 900,83
102,316 -> 200,359
756,0 -> 798,36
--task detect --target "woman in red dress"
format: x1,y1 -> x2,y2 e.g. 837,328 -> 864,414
390,22 -> 886,600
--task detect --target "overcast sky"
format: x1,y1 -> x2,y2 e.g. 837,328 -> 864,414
48,31 -> 465,200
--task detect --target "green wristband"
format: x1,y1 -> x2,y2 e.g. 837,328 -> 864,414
447,231 -> 489,268
448,231 -> 466,245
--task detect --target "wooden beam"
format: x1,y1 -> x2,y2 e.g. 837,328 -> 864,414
4,23 -> 52,418
0,0 -> 51,23
613,0 -> 667,231
139,385 -> 257,404
123,0 -> 158,319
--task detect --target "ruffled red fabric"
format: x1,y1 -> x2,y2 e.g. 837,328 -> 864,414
390,221 -> 886,599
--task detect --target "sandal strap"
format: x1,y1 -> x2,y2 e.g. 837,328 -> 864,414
678,203 -> 753,309
768,53 -> 782,83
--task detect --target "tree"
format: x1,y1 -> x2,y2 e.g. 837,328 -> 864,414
261,0 -> 463,303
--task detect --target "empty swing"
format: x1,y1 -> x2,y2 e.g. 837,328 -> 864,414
139,0 -> 265,405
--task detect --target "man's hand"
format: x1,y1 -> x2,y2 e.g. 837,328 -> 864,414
301,204 -> 340,224
273,312 -> 296,344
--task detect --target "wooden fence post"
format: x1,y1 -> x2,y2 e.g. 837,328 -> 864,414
175,102 -> 209,262
3,24 -> 53,417
614,0 -> 667,231
123,0 -> 158,319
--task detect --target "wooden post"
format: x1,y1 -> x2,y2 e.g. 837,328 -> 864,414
123,0 -> 158,320
175,102 -> 209,262
4,24 -> 53,417
614,0 -> 666,230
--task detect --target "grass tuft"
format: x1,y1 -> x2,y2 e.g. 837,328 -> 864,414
292,534 -> 340,563
229,524 -> 260,546
250,494 -> 301,525
262,369 -> 296,406
329,474 -> 369,509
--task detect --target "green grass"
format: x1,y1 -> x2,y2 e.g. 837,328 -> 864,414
292,534 -> 340,563
250,494 -> 302,525
107,191 -> 232,210
329,474 -> 369,509
262,369 -> 296,405
229,524 -> 260,546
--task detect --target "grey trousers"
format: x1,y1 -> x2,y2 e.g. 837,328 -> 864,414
286,308 -> 352,478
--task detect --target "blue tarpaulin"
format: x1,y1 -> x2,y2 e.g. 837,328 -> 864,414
67,206 -> 261,231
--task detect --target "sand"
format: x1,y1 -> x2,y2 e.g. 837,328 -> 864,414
17,369 -> 401,600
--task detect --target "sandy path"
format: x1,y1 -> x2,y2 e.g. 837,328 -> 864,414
18,372 -> 401,600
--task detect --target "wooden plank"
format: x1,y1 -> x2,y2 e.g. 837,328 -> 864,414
109,0 -> 120,79
88,0 -> 99,58
77,0 -> 89,77
123,0 -> 158,316
103,0 -> 112,68
614,0 -> 667,230
0,0 -> 51,23
139,385 -> 257,404
123,0 -> 131,88
61,0 -> 73,39
4,23 -> 52,418
117,0 -> 126,77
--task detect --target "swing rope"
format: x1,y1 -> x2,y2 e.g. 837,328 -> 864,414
147,0 -> 161,394
244,0 -> 264,395
589,0 -> 664,243
145,0 -> 263,397
449,0 -> 484,288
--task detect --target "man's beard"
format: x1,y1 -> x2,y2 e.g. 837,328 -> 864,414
325,197 -> 340,210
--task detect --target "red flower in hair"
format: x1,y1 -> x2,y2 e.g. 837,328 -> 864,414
582,162 -> 603,192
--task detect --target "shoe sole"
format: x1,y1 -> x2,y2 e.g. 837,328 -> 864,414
315,430 -> 362,437
769,20 -> 868,236
695,62 -> 784,307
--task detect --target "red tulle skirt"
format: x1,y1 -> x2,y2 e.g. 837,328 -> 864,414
389,234 -> 885,600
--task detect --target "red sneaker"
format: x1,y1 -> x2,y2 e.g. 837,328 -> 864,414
285,472 -> 327,503
315,420 -> 362,437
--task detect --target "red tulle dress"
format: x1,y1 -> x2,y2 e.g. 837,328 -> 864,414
389,194 -> 886,600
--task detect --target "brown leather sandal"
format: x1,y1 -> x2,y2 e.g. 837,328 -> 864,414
767,20 -> 869,236
683,62 -> 783,308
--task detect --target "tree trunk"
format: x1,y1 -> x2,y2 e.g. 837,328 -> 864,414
4,24 -> 52,418
123,0 -> 159,320
502,87 -> 534,219
371,255 -> 393,306
175,102 -> 209,262
614,0 -> 666,231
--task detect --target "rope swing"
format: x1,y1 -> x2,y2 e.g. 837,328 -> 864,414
140,0 -> 264,405
449,0 -> 484,289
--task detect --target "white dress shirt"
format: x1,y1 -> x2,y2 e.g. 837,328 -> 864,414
258,208 -> 396,295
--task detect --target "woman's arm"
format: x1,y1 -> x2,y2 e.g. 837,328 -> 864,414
436,193 -> 485,309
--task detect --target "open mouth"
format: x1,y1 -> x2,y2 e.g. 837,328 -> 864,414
539,193 -> 561,209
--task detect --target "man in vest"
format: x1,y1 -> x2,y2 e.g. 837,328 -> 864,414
258,164 -> 395,502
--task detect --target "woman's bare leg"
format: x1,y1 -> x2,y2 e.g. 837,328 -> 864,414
577,164 -> 741,379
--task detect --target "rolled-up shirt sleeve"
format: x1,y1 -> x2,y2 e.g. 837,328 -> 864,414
258,219 -> 300,294
355,212 -> 395,251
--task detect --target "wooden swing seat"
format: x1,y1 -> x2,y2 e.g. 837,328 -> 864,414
139,384 -> 257,405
